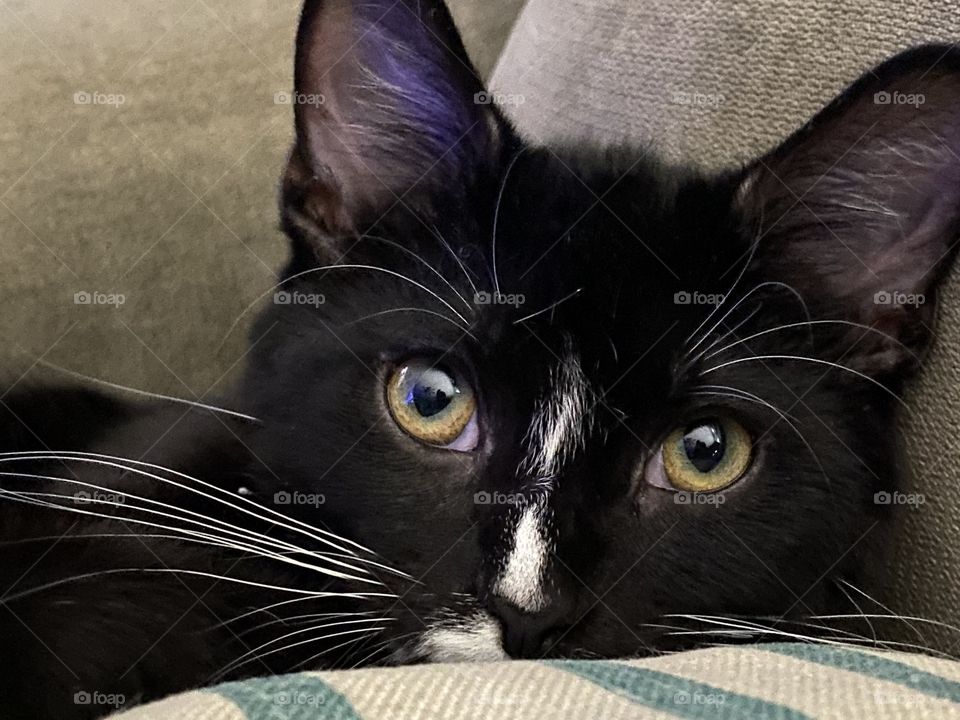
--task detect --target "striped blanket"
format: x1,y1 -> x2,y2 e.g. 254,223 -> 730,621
112,643 -> 960,719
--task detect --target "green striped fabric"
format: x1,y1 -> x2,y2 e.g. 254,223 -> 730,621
111,643 -> 960,719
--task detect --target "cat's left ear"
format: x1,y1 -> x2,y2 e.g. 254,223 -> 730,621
738,45 -> 960,377
280,0 -> 510,250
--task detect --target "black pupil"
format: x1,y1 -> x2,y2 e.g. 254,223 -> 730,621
682,420 -> 726,473
411,378 -> 453,418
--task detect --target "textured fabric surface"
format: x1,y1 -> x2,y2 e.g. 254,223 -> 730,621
111,644 -> 960,719
0,0 -> 524,398
491,0 -> 960,653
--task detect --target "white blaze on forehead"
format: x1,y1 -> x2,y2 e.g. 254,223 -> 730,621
492,345 -> 593,614
519,346 -> 593,479
418,612 -> 508,663
493,497 -> 552,612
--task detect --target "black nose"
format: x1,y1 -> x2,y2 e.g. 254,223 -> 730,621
490,596 -> 570,658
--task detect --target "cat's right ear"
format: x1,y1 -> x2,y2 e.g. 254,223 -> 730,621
737,45 -> 960,378
280,0 -> 510,255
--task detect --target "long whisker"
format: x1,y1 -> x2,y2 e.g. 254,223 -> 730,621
659,615 -> 851,646
0,451 -> 383,559
703,320 -> 918,363
216,262 -> 472,353
214,625 -> 385,680
0,484 -> 376,584
431,223 -> 479,298
700,355 -> 911,412
684,281 -> 812,362
0,456 -> 378,575
363,235 -> 474,314
836,581 -> 877,646
0,457 -> 410,584
220,594 -> 357,627
344,307 -> 477,340
687,302 -> 763,365
345,629 -> 421,669
296,626 -> 393,672
240,611 -> 379,637
513,288 -> 584,325
836,579 -> 926,642
217,617 -> 394,679
491,149 -> 527,296
1,566 -> 390,606
812,613 -> 960,637
681,232 -> 763,348
692,385 -> 830,487
32,361 -> 263,423
655,617 -> 955,659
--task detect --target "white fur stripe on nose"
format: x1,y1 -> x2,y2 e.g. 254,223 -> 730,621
493,497 -> 551,613
494,345 -> 592,614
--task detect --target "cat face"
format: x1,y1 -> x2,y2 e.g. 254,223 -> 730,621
240,0 -> 960,662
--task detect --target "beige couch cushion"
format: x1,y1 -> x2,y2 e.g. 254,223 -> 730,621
0,0 -> 522,398
491,0 -> 960,651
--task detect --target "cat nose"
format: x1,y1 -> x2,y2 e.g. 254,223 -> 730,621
489,595 -> 571,658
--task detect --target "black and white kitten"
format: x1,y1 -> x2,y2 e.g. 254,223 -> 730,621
3,0 -> 960,717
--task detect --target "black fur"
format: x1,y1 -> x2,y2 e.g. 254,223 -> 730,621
3,1 -> 960,717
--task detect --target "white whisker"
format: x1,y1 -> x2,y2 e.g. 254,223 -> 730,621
344,307 -> 476,340
0,451 -> 383,559
297,626 -> 395,671
682,233 -> 763,348
1,566 -> 391,606
431,223 -> 479,298
688,303 -> 763,364
513,288 -> 584,325
34,360 -> 262,423
836,579 -> 926,642
216,261 -> 473,353
0,456 -> 379,577
0,483 -> 375,584
703,320 -> 918,363
701,355 -> 911,412
492,149 -> 527,296
685,281 -> 812,363
692,385 -> 830,488
215,625 -> 385,679
240,611 -> 379,637
218,617 -> 394,678
363,235 -> 474,314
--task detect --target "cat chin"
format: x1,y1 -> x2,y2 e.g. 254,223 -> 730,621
413,611 -> 509,663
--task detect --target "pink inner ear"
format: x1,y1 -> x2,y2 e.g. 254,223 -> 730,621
290,0 -> 499,227
736,49 -> 960,374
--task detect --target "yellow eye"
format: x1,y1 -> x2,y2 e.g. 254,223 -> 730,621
659,417 -> 752,493
386,359 -> 478,450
